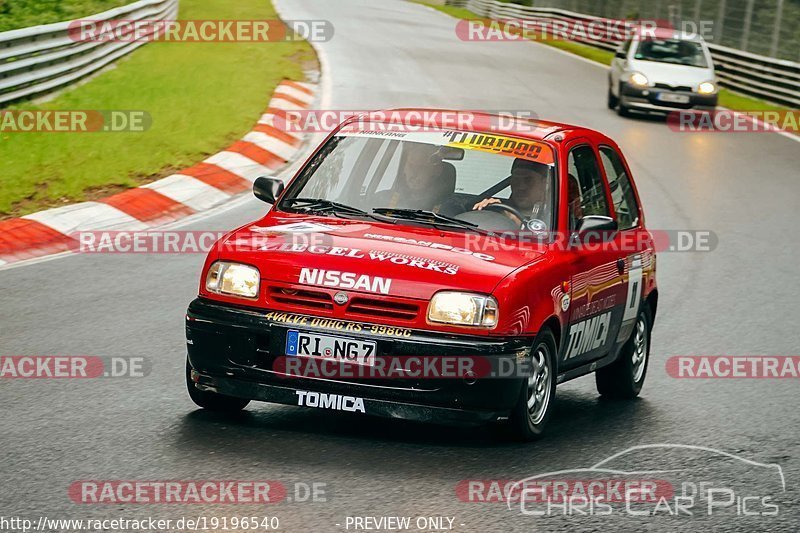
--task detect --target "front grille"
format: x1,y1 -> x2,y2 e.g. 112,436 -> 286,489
654,83 -> 692,92
346,297 -> 420,321
267,286 -> 333,311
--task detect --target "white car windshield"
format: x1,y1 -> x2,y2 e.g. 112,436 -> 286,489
280,128 -> 557,234
634,38 -> 709,68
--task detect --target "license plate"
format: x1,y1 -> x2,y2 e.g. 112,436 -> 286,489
285,330 -> 376,366
657,92 -> 690,103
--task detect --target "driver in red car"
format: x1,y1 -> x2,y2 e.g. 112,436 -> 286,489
473,158 -> 550,225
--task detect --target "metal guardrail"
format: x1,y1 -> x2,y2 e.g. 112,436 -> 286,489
450,0 -> 800,108
0,0 -> 178,107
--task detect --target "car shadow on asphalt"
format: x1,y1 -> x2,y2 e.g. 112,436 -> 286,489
174,386 -> 658,455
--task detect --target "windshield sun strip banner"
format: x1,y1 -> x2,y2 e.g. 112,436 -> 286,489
338,126 -> 555,165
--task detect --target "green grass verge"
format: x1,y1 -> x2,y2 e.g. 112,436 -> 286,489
409,1 -> 476,20
0,0 -> 132,32
412,0 -> 791,114
0,0 -> 315,217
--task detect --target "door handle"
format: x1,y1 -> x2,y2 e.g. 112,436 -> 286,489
617,258 -> 625,274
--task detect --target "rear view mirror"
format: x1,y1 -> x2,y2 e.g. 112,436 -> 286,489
253,176 -> 284,204
435,146 -> 465,161
572,215 -> 618,245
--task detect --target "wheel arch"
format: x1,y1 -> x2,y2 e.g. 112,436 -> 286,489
540,315 -> 563,358
645,288 -> 658,325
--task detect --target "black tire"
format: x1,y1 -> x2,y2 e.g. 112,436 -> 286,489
510,328 -> 557,441
616,84 -> 631,117
596,305 -> 651,399
186,360 -> 250,411
607,85 -> 618,109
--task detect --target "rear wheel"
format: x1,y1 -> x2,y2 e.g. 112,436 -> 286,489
596,306 -> 651,399
510,329 -> 557,441
186,360 -> 250,411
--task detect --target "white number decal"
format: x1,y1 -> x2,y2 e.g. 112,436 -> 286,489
623,256 -> 643,322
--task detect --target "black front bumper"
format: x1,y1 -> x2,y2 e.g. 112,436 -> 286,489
186,298 -> 533,425
621,82 -> 718,111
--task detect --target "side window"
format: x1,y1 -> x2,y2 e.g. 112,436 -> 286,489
599,146 -> 640,230
567,145 -> 611,231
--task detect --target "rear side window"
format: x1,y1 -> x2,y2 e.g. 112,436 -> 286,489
567,145 -> 610,230
599,146 -> 640,230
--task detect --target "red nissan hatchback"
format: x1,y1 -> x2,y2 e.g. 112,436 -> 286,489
185,110 -> 658,440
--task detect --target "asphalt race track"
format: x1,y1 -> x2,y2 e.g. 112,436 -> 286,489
1,0 -> 799,531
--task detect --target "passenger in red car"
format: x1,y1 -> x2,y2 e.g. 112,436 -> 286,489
373,143 -> 456,211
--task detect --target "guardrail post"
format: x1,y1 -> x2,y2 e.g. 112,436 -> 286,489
739,0 -> 755,52
713,0 -> 726,44
770,0 -> 784,58
693,0 -> 702,23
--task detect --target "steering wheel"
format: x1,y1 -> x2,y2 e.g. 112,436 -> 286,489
483,202 -> 526,225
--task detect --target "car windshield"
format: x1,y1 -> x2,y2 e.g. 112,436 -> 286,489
634,38 -> 708,68
279,127 -> 557,235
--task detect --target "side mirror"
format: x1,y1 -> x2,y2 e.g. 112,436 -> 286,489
572,215 -> 618,246
253,176 -> 284,204
615,51 -> 626,59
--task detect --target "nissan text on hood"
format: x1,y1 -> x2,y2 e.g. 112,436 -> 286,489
185,111 -> 658,440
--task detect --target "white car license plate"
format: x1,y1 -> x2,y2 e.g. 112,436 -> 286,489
657,92 -> 690,104
285,330 -> 376,366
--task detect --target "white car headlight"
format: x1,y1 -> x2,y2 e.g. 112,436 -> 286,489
629,72 -> 649,87
206,262 -> 260,299
427,292 -> 498,328
697,81 -> 717,94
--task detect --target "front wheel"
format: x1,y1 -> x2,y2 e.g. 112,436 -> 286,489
596,306 -> 651,399
607,85 -> 619,109
186,360 -> 250,411
510,329 -> 557,441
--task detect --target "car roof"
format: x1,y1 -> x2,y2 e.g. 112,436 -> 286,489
633,26 -> 707,42
338,108 -> 603,145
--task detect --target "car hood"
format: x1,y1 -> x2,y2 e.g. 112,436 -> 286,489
218,214 -> 545,300
629,59 -> 715,88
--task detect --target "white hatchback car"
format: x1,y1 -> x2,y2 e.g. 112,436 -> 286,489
608,28 -> 718,116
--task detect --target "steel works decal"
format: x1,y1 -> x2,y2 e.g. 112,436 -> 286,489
259,243 -> 460,275
361,233 -> 495,261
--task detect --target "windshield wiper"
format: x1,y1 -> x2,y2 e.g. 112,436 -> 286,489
372,208 -> 494,236
285,198 -> 396,224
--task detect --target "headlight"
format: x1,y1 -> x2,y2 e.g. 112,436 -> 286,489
206,262 -> 260,299
427,292 -> 498,328
697,81 -> 717,94
629,72 -> 649,87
